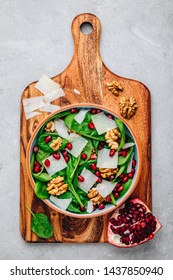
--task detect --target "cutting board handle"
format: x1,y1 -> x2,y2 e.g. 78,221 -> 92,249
71,13 -> 101,59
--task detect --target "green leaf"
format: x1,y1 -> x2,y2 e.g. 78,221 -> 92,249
79,139 -> 93,165
36,149 -> 50,163
67,202 -> 87,214
116,179 -> 133,201
26,205 -> 53,239
35,180 -> 49,199
33,172 -> 52,182
116,164 -> 127,178
110,193 -> 117,206
92,139 -> 99,152
38,133 -> 68,153
118,147 -> 133,165
116,118 -> 125,151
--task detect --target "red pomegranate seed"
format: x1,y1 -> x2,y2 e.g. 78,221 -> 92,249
116,183 -> 122,187
33,166 -> 40,173
44,159 -> 50,167
88,122 -> 95,130
122,150 -> 127,157
119,174 -> 125,179
64,156 -> 69,163
128,173 -> 134,179
90,154 -> 97,160
81,153 -> 87,160
98,203 -> 105,210
109,149 -> 116,157
114,192 -> 119,198
95,171 -> 101,177
131,168 -> 135,174
44,135 -> 52,143
140,222 -> 146,228
122,176 -> 128,183
96,177 -> 102,183
78,175 -> 85,182
98,144 -> 103,150
93,205 -> 97,211
34,161 -> 40,166
33,146 -> 39,153
132,159 -> 136,167
117,186 -> 124,193
90,163 -> 97,170
66,142 -> 73,150
109,175 -> 115,181
91,108 -> 97,114
106,195 -> 111,202
63,151 -> 68,157
97,109 -> 101,114
70,108 -> 78,114
80,206 -> 86,212
118,151 -> 122,156
53,153 -> 61,160
148,233 -> 154,240
107,114 -> 114,119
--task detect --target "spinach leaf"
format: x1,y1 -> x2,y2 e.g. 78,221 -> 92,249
92,139 -> 99,152
67,155 -> 80,181
33,172 -> 51,182
38,133 -> 68,153
118,147 -> 133,165
30,153 -> 35,172
79,139 -> 93,165
36,149 -> 50,163
116,118 -> 125,151
110,193 -> 117,206
64,113 -> 105,141
35,180 -> 49,199
116,163 -> 127,178
26,205 -> 53,239
67,202 -> 87,214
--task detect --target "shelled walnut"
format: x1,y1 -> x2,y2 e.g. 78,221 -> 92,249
106,81 -> 123,96
50,137 -> 62,150
119,97 -> 138,119
46,176 -> 68,196
44,121 -> 55,132
88,188 -> 105,205
99,168 -> 119,179
105,128 -> 121,150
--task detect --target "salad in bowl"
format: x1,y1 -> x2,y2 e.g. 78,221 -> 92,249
27,104 -> 141,218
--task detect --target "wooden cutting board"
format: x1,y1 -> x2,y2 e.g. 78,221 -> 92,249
20,13 -> 151,243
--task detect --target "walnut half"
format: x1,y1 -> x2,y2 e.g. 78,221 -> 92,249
105,128 -> 121,150
46,176 -> 68,196
50,137 -> 62,151
88,188 -> 105,205
99,168 -> 119,179
107,81 -> 123,96
119,97 -> 138,119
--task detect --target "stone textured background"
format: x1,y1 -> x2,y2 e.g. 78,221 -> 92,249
0,0 -> 172,259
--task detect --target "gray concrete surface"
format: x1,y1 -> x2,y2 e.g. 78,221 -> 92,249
0,0 -> 172,260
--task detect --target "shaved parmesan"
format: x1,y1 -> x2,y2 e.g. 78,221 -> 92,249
42,153 -> 67,176
127,152 -> 134,173
123,142 -> 135,149
49,195 -> 72,210
97,148 -> 118,168
54,119 -> 77,140
96,180 -> 115,198
78,168 -> 98,193
43,88 -> 65,103
87,201 -> 94,213
66,136 -> 88,158
39,104 -> 60,113
91,112 -> 117,135
74,109 -> 89,124
24,101 -> 46,114
74,88 -> 80,95
23,96 -> 43,106
35,74 -> 60,95
25,111 -> 41,120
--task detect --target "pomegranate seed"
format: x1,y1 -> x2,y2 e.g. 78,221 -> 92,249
93,205 -> 97,211
80,206 -> 86,212
91,108 -> 97,114
88,122 -> 95,130
66,142 -> 73,150
131,168 -> 135,174
122,176 -> 128,183
119,174 -> 125,179
122,150 -> 127,157
109,175 -> 115,181
64,156 -> 69,163
81,153 -> 87,160
34,161 -> 40,167
44,135 -> 52,143
63,151 -> 68,157
90,154 -> 97,160
96,177 -> 102,183
117,186 -> 124,193
140,222 -> 146,228
107,114 -> 114,119
118,151 -> 122,156
98,144 -> 103,150
106,195 -> 111,202
97,109 -> 101,113
53,153 -> 61,160
33,166 -> 40,173
78,175 -> 85,182
44,159 -> 50,167
114,192 -> 119,198
95,171 -> 101,177
132,159 -> 136,167
90,163 -> 97,170
148,233 -> 154,240
128,173 -> 134,179
98,203 -> 105,210
116,183 -> 122,187
33,146 -> 39,153
109,149 -> 116,157
70,108 -> 78,114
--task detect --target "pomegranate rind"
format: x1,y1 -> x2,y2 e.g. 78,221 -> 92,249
107,198 -> 162,248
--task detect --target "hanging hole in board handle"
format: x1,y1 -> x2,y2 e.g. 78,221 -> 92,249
80,22 -> 94,35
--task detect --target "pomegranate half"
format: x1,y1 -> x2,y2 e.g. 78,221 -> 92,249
107,198 -> 162,248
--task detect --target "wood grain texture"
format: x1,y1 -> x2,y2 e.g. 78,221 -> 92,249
20,13 -> 151,243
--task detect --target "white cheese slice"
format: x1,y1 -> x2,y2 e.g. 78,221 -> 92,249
39,104 -> 60,113
25,111 -> 41,120
73,88 -> 80,95
35,74 -> 60,95
66,136 -> 88,158
97,148 -> 118,168
96,180 -> 115,198
74,109 -> 89,124
23,96 -> 43,106
91,112 -> 117,135
42,152 -> 67,176
24,101 -> 46,114
43,88 -> 65,103
78,168 -> 98,193
123,142 -> 135,149
127,152 -> 134,173
54,119 -> 77,140
49,195 -> 72,210
87,201 -> 94,213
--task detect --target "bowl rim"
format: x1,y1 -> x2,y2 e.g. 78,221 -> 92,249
26,103 -> 142,218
